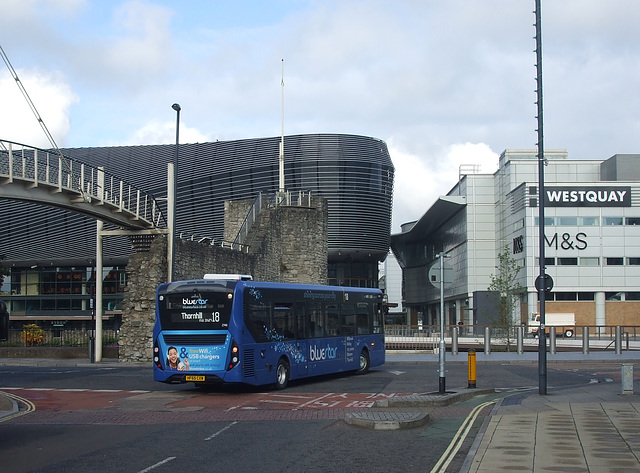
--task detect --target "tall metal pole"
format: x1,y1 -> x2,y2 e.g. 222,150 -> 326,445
279,59 -> 285,193
438,252 -> 447,394
171,103 -> 181,282
534,0 -> 547,395
95,219 -> 103,363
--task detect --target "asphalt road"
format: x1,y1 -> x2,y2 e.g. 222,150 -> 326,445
0,360 -> 625,473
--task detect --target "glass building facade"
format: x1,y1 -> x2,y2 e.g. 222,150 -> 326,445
0,134 -> 394,328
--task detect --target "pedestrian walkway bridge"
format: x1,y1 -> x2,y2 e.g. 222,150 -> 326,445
0,139 -> 165,230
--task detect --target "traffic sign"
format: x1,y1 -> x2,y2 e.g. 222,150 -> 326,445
535,274 -> 553,293
428,261 -> 454,288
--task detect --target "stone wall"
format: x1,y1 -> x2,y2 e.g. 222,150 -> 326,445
119,196 -> 328,362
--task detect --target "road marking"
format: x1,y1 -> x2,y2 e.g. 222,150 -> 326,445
259,399 -> 301,405
204,421 -> 238,441
388,370 -> 405,375
3,387 -> 149,393
297,393 -> 335,408
271,393 -> 314,399
136,456 -> 176,473
0,391 -> 36,423
429,399 -> 496,473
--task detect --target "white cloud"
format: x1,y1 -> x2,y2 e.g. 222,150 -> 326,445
104,1 -> 174,80
124,120 -> 211,146
0,69 -> 78,148
390,142 -> 498,233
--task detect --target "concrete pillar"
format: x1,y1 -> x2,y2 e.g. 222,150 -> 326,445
595,291 -> 606,335
527,291 -> 538,321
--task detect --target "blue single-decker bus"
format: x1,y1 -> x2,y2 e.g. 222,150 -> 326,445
153,278 -> 385,389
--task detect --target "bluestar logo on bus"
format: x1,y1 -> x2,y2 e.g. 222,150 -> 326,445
309,343 -> 339,361
183,297 -> 208,306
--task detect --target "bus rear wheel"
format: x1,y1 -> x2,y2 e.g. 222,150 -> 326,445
274,358 -> 290,390
356,349 -> 370,375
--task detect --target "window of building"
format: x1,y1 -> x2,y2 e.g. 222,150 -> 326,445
626,292 -> 640,301
555,292 -> 577,301
605,257 -> 624,266
579,216 -> 599,226
557,257 -> 578,265
626,217 -> 640,226
628,257 -> 640,266
535,217 -> 555,226
579,257 -> 599,266
557,217 -> 577,226
606,292 -> 622,301
578,292 -> 595,301
536,257 -> 556,266
603,217 -> 623,225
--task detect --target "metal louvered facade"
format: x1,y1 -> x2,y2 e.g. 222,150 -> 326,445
1,133 -> 394,275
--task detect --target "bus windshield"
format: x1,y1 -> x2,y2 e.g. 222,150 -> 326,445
158,289 -> 233,330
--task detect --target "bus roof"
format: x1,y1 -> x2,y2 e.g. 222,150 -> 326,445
203,274 -> 252,281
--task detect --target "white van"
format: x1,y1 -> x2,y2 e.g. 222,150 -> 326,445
528,313 -> 575,338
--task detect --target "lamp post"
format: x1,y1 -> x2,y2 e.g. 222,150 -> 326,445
171,103 -> 181,282
438,251 -> 450,394
534,0 -> 547,395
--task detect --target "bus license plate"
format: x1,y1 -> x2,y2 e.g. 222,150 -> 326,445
185,375 -> 205,382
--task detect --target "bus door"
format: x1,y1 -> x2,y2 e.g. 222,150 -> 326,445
272,303 -> 307,377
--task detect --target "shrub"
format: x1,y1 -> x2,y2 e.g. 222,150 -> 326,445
21,324 -> 45,346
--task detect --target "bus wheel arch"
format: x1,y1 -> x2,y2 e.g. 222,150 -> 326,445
356,348 -> 370,375
274,357 -> 290,390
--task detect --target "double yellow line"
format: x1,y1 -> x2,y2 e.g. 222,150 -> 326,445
0,391 -> 36,422
430,399 -> 496,473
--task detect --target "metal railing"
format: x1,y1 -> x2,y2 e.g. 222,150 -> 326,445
384,324 -> 640,352
233,190 -> 313,248
0,328 -> 118,348
0,139 -> 166,229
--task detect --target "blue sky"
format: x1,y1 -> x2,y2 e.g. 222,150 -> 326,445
2,0 -> 640,231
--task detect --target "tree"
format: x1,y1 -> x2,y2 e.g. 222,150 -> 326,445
487,245 -> 524,350
0,253 -> 8,291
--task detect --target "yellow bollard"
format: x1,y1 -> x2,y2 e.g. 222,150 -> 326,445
468,349 -> 477,388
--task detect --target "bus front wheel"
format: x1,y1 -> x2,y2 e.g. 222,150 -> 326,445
274,358 -> 290,390
356,349 -> 370,375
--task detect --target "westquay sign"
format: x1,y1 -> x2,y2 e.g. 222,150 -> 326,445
544,186 -> 631,207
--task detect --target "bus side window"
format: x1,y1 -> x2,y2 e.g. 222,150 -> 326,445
340,303 -> 355,335
294,302 -> 306,339
309,303 -> 325,338
356,302 -> 370,335
273,304 -> 295,340
246,303 -> 269,342
373,303 -> 384,334
326,304 -> 339,336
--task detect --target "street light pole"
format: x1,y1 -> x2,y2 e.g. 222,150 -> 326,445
438,251 -> 449,394
534,0 -> 547,395
171,103 -> 181,282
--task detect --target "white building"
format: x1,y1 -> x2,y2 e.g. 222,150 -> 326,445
379,252 -> 405,323
391,150 -> 640,328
